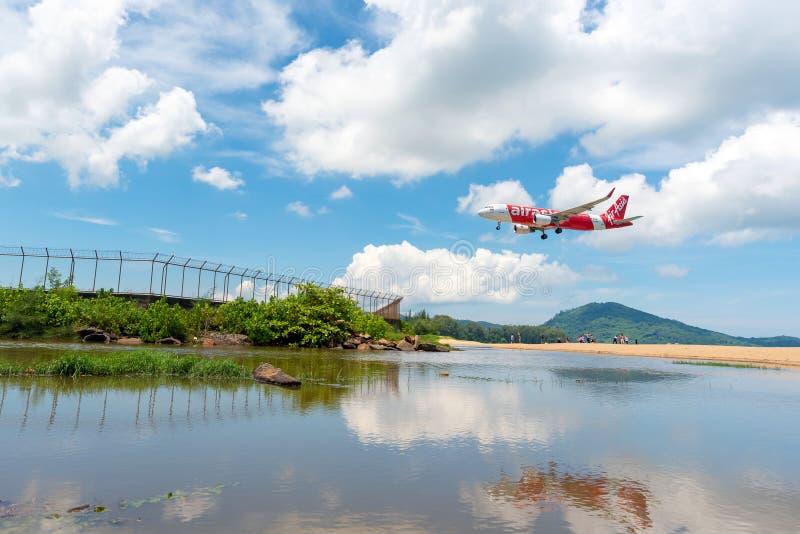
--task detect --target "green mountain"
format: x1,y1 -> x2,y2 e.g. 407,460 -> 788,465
542,302 -> 800,346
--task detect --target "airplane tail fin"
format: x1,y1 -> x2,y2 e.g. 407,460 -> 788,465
606,195 -> 629,220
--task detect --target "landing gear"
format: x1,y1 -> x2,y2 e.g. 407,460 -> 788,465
540,232 -> 548,240
555,227 -> 563,234
496,222 -> 501,230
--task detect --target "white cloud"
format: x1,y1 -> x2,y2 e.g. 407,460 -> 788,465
230,210 -> 248,220
0,0 -> 209,188
286,201 -> 312,217
393,213 -> 426,234
549,114 -> 800,248
149,227 -> 179,243
192,165 -> 244,191
0,171 -> 20,188
330,185 -> 353,200
54,212 -> 118,226
655,264 -> 689,278
334,240 -> 579,305
457,180 -> 534,214
119,0 -> 304,94
264,1 -> 800,181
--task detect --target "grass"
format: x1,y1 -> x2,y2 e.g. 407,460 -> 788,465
672,360 -> 773,369
0,350 -> 249,379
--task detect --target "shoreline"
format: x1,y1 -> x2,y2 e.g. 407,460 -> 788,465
440,339 -> 800,369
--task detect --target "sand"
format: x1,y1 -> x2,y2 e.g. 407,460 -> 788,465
439,339 -> 800,369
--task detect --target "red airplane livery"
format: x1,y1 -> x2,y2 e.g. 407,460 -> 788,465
477,188 -> 642,240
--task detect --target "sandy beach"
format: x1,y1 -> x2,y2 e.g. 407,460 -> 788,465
440,339 -> 800,369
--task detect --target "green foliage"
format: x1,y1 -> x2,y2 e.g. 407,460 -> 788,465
137,298 -> 187,342
74,290 -> 144,336
0,283 -> 395,348
351,309 -> 390,339
402,310 -> 565,343
0,350 -> 249,378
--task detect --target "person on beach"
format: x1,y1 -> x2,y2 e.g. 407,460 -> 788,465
613,335 -> 618,344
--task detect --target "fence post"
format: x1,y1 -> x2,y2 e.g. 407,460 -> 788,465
92,250 -> 98,291
43,248 -> 50,288
117,251 -> 123,293
197,261 -> 207,299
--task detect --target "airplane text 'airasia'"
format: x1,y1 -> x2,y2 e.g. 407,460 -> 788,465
477,188 -> 642,240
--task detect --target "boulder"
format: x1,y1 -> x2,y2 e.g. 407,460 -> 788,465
200,333 -> 252,346
252,363 -> 301,387
342,338 -> 360,349
357,343 -> 370,351
83,332 -> 110,343
416,342 -> 450,352
369,343 -> 387,350
156,337 -> 182,345
396,340 -> 416,351
116,337 -> 143,345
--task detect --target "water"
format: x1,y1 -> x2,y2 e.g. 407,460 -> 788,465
1,341 -> 799,533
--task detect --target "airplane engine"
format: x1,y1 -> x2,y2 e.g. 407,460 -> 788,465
513,225 -> 533,234
533,213 -> 552,227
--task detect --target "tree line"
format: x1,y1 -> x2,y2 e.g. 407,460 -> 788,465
403,310 -> 565,343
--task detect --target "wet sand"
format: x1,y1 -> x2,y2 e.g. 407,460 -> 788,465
440,339 -> 800,369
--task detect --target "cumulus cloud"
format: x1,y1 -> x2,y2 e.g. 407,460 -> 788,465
549,114 -> 800,248
149,227 -> 179,243
192,165 -> 244,190
0,0 -> 209,188
655,264 -> 689,278
457,180 -> 534,214
230,210 -> 248,220
286,201 -> 312,217
330,185 -> 353,200
264,0 -> 800,181
334,241 -> 578,304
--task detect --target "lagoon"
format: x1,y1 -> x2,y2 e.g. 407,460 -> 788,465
1,341 -> 799,532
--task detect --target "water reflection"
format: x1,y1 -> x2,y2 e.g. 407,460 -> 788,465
1,344 -> 800,533
483,463 -> 652,532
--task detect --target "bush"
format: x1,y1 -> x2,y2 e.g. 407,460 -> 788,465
138,298 -> 187,342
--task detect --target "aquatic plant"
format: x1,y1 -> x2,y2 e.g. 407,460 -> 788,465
0,351 -> 249,379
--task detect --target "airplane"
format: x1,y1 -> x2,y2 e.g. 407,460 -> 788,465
477,188 -> 642,239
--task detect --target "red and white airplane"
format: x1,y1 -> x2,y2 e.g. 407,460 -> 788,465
477,188 -> 642,239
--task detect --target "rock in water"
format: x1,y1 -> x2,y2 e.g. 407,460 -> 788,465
156,337 -> 181,345
83,332 -> 110,343
396,340 -> 416,351
416,342 -> 451,352
252,363 -> 301,387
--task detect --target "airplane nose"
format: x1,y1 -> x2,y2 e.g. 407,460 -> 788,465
478,207 -> 490,218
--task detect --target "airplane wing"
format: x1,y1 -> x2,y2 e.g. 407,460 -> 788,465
549,188 -> 615,223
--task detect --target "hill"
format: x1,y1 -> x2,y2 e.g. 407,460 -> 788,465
542,302 -> 800,346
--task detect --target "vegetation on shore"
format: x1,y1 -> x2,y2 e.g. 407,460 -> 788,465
0,272 -> 392,348
0,351 -> 249,378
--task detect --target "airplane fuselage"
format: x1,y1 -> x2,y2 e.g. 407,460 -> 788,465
478,203 -> 633,231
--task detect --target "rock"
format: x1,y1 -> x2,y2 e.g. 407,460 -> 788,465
200,333 -> 252,346
202,338 -> 215,347
369,343 -> 387,350
156,337 -> 181,345
342,338 -> 360,349
357,343 -> 370,350
396,340 -> 416,351
67,504 -> 90,514
83,333 -> 110,343
440,371 -> 449,377
116,337 -> 143,345
361,333 -> 372,341
331,346 -> 343,350
75,327 -> 104,337
252,363 -> 301,387
416,342 -> 450,352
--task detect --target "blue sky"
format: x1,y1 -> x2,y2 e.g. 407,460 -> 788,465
1,0 -> 799,336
